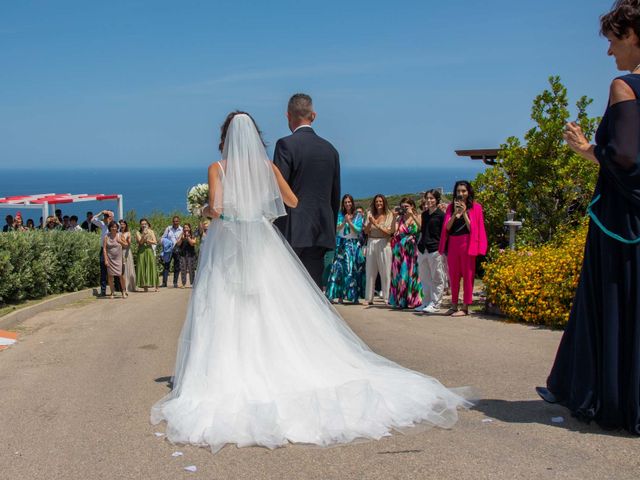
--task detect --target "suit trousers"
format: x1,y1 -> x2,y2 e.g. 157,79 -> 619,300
417,250 -> 446,308
447,235 -> 476,306
99,249 -> 107,295
294,246 -> 328,288
365,237 -> 392,303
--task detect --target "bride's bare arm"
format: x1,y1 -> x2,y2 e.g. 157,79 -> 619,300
202,163 -> 222,219
272,163 -> 298,208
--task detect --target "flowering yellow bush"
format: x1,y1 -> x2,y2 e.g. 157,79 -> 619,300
482,221 -> 588,327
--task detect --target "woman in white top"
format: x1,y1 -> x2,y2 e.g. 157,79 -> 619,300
363,194 -> 394,305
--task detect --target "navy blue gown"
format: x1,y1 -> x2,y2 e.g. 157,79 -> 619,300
546,74 -> 640,434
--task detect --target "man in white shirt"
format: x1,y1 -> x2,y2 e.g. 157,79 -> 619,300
161,216 -> 183,288
92,210 -> 114,296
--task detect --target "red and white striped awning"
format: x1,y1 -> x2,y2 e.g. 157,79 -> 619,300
0,193 -> 120,205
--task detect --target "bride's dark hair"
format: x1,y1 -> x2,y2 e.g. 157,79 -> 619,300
219,111 -> 267,152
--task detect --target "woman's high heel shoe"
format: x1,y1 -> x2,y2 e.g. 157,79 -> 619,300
535,386 -> 559,404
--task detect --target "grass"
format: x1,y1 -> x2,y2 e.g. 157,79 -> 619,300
0,298 -> 49,318
0,290 -> 96,319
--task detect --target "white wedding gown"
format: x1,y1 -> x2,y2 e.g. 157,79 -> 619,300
150,114 -> 470,453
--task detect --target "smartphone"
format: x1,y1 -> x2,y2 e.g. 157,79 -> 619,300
455,195 -> 463,211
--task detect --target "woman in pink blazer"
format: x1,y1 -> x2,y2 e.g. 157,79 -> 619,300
439,181 -> 488,316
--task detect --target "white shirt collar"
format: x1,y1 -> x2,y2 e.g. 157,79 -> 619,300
293,124 -> 313,133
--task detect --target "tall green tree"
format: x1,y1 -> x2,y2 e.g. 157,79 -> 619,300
474,76 -> 599,246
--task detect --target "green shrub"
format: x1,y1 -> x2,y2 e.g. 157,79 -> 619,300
474,76 -> 599,246
0,230 -> 101,306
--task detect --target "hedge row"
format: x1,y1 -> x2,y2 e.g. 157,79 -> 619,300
482,221 -> 588,327
0,230 -> 101,306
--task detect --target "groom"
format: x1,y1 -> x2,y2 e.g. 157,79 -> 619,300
274,93 -> 341,288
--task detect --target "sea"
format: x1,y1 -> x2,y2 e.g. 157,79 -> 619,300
0,163 -> 488,221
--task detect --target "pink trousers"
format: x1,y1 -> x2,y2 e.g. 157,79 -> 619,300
447,234 -> 476,306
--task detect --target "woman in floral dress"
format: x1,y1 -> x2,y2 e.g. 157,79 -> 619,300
325,194 -> 364,304
389,197 -> 422,309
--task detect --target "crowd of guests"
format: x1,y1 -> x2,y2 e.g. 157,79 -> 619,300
1,207 -> 206,300
2,185 -> 485,312
3,209 -> 102,232
325,180 -> 487,316
90,211 -> 205,298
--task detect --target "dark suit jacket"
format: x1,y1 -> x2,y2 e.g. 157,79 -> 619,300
273,126 -> 340,250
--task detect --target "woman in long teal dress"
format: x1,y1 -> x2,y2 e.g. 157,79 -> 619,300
136,218 -> 159,292
326,194 -> 364,303
389,197 -> 422,309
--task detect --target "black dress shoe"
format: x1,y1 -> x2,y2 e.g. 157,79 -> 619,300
536,386 -> 559,404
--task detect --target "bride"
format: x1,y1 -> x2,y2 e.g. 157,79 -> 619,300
151,112 -> 471,453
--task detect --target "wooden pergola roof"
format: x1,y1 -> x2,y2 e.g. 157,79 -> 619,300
455,149 -> 499,165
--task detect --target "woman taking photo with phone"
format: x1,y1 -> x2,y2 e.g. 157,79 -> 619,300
176,223 -> 197,288
389,197 -> 422,309
439,181 -> 487,316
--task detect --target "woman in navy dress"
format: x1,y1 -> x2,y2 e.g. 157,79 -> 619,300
538,0 -> 640,434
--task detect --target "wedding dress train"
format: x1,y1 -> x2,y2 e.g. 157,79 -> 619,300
150,114 -> 470,453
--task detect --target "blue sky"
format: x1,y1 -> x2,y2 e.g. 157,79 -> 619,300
0,0 -> 618,169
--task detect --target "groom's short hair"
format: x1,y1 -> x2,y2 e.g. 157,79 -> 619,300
288,93 -> 314,120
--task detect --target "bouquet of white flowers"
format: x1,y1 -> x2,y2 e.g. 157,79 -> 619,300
186,183 -> 209,217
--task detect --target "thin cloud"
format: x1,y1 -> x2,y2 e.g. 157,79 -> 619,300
171,56 -> 460,95
174,62 -> 386,95
103,55 -> 466,101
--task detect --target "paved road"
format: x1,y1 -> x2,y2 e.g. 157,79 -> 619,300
0,290 -> 638,480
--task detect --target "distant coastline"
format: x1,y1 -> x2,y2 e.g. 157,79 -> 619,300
0,164 -> 488,220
